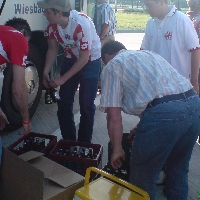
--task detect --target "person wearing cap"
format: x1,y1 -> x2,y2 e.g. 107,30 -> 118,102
37,0 -> 101,143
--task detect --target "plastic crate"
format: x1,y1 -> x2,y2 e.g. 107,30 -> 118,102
106,133 -> 133,181
48,140 -> 103,177
74,167 -> 150,200
7,132 -> 57,156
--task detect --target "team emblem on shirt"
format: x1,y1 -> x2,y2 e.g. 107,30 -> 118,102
81,42 -> 88,50
65,34 -> 70,40
165,31 -> 172,40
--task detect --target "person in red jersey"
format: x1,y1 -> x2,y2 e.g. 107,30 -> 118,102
0,17 -> 32,164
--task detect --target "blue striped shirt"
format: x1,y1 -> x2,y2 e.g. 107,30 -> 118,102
100,50 -> 193,116
92,2 -> 117,36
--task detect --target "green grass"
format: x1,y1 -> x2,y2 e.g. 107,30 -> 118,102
87,3 -> 188,31
86,3 -> 149,30
116,11 -> 150,30
115,8 -> 188,30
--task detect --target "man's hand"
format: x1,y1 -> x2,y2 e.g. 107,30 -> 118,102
43,73 -> 51,88
18,123 -> 32,136
0,108 -> 9,130
111,148 -> 125,169
49,76 -> 65,88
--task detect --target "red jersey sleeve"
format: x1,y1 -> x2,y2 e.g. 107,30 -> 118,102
8,32 -> 28,67
44,24 -> 58,40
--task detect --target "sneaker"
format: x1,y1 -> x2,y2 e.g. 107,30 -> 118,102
156,170 -> 165,185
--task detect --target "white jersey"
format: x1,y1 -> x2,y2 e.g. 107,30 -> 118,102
44,10 -> 101,61
141,5 -> 200,79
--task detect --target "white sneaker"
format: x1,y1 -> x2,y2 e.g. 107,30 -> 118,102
156,170 -> 165,185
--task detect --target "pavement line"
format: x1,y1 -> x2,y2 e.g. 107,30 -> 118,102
53,94 -> 101,140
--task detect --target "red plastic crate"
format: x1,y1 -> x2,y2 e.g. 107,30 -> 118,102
48,140 -> 103,177
7,132 -> 57,156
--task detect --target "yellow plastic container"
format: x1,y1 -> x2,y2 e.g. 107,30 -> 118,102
74,167 -> 150,200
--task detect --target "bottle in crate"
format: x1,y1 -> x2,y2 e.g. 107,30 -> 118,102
19,145 -> 23,151
23,141 -> 27,151
87,148 -> 93,159
40,139 -> 46,149
57,148 -> 64,155
71,146 -> 78,157
78,147 -> 85,158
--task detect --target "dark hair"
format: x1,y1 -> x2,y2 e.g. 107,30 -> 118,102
4,17 -> 31,37
51,8 -> 70,17
101,40 -> 127,61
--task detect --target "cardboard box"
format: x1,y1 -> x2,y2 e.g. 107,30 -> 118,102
7,132 -> 57,156
0,148 -> 84,200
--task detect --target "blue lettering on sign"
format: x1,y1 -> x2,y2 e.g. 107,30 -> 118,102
14,4 -> 44,14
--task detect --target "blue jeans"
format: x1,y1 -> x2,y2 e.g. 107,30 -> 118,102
57,58 -> 101,143
129,94 -> 200,200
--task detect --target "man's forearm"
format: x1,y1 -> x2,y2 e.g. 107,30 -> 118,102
100,23 -> 110,40
107,108 -> 123,152
12,71 -> 29,121
60,50 -> 89,83
12,65 -> 30,121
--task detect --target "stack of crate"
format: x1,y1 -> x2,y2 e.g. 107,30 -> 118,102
7,133 -> 103,178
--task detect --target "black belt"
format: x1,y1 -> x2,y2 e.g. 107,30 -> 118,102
146,89 -> 196,108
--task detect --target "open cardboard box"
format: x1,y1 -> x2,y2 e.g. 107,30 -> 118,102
0,147 -> 84,200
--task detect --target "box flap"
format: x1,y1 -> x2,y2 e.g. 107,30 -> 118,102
18,151 -> 44,161
43,179 -> 84,200
28,155 -> 84,183
47,171 -> 84,188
